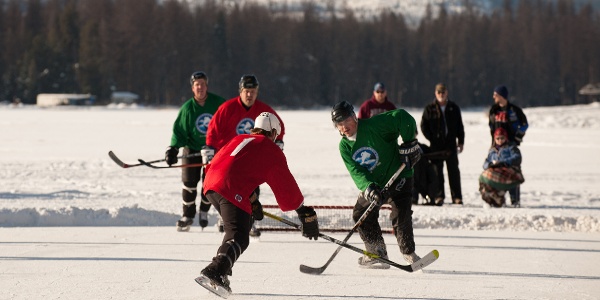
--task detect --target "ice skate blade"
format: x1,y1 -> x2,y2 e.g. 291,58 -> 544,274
195,275 -> 231,298
176,226 -> 190,232
359,263 -> 390,269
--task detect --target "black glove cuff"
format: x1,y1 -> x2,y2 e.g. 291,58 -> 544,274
296,205 -> 314,216
251,199 -> 264,221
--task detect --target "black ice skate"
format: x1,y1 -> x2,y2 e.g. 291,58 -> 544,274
195,267 -> 231,298
176,216 -> 193,232
199,211 -> 208,228
249,223 -> 261,237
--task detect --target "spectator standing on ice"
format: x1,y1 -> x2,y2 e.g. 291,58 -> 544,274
165,71 -> 225,232
331,101 -> 423,269
358,82 -> 397,119
488,85 -> 528,207
420,83 -> 465,206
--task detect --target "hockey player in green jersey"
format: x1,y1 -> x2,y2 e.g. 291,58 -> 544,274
331,101 -> 423,269
165,71 -> 226,231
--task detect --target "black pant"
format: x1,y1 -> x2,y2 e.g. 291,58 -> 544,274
412,158 -> 440,203
205,191 -> 252,276
432,153 -> 462,200
352,177 -> 416,255
181,148 -> 211,215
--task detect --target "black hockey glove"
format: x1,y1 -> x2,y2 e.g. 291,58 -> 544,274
515,130 -> 525,144
201,145 -> 215,164
275,140 -> 284,151
165,146 -> 179,166
296,205 -> 319,240
399,139 -> 422,169
250,190 -> 263,221
364,183 -> 385,206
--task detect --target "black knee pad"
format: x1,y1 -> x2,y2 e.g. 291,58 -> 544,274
182,182 -> 197,203
212,239 -> 245,275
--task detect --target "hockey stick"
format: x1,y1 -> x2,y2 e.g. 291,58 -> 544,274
137,159 -> 207,169
263,211 -> 438,273
108,150 -> 202,168
299,163 -> 406,275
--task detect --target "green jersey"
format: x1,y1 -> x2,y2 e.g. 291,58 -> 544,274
170,92 -> 225,151
338,109 -> 417,192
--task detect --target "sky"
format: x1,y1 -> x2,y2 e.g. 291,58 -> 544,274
1,102 -> 599,299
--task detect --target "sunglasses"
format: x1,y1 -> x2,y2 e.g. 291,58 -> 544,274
436,90 -> 446,94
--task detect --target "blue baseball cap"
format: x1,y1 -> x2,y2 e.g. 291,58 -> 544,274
373,82 -> 385,91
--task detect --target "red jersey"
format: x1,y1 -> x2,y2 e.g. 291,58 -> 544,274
358,97 -> 397,119
206,96 -> 285,152
202,134 -> 303,214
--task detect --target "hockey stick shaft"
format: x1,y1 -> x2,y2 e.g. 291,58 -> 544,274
108,150 -> 202,168
300,163 -> 406,274
263,211 -> 438,272
298,201 -> 375,274
137,159 -> 207,169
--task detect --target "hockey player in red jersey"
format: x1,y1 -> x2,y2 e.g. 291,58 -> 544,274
206,74 -> 285,152
196,112 -> 319,297
205,74 -> 285,236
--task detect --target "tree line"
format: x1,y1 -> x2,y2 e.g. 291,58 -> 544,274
1,0 -> 599,108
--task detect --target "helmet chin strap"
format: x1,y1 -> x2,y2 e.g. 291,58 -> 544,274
271,129 -> 278,141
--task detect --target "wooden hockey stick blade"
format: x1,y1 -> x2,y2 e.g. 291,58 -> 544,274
409,249 -> 439,272
109,151 -> 167,168
299,246 -> 341,275
109,150 -> 204,169
108,151 -> 131,168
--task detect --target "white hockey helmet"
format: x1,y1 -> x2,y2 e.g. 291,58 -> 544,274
254,112 -> 281,139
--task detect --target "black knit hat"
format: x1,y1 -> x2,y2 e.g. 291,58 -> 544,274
494,85 -> 508,99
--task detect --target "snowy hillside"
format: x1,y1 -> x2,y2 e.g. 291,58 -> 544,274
188,0 -> 600,25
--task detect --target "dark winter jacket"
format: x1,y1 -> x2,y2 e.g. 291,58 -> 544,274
420,99 -> 465,153
488,102 -> 528,145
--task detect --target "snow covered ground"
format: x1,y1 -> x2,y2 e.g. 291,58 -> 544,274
1,103 -> 599,231
1,102 -> 600,299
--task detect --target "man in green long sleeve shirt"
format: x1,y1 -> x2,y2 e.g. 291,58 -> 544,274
331,101 -> 423,269
165,71 -> 225,232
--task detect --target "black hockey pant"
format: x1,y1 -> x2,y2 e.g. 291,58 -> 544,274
181,148 -> 210,217
204,191 -> 252,276
352,177 -> 416,255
